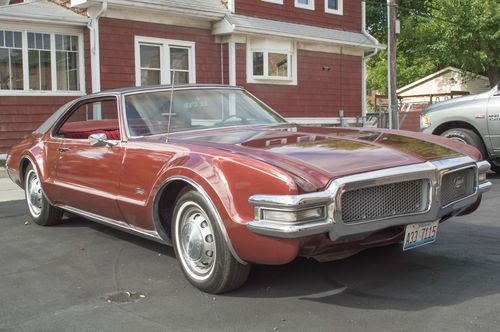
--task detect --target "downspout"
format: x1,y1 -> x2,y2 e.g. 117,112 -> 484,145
87,0 -> 108,94
361,0 -> 379,124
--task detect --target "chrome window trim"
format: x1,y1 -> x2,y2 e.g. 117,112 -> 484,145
248,156 -> 492,240
120,86 -> 287,140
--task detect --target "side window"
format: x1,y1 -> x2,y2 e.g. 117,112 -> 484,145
56,99 -> 121,140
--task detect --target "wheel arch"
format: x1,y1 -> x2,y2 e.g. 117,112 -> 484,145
433,121 -> 489,156
151,175 -> 247,265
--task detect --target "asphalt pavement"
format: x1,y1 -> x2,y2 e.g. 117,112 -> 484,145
0,174 -> 499,331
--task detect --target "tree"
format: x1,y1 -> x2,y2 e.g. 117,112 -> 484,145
366,0 -> 500,93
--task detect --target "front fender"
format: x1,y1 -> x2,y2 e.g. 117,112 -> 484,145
149,152 -> 304,265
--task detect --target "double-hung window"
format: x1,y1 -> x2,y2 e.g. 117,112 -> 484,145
325,0 -> 343,15
247,38 -> 297,85
135,36 -> 196,87
0,28 -> 83,95
0,30 -> 23,90
295,0 -> 314,10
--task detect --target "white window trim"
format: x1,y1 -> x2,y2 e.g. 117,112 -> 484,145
262,0 -> 284,4
134,36 -> 196,87
0,24 -> 85,96
325,0 -> 343,15
295,0 -> 315,10
246,40 -> 297,86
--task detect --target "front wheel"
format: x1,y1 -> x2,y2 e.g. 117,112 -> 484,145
440,128 -> 487,158
24,164 -> 63,226
172,188 -> 251,294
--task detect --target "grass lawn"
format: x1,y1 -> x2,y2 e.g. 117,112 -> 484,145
0,160 -> 5,168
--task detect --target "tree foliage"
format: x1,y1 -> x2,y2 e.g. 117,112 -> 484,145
366,0 -> 500,93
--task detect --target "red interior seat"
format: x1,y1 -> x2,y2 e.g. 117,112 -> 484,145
59,120 -> 121,140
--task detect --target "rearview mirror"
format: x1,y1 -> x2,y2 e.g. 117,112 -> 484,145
89,133 -> 117,147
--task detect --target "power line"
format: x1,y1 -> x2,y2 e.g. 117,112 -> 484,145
363,0 -> 466,28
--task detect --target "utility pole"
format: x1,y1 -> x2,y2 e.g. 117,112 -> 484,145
387,0 -> 399,129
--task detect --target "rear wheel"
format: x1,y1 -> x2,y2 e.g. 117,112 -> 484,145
172,188 -> 251,294
24,164 -> 63,226
441,128 -> 487,158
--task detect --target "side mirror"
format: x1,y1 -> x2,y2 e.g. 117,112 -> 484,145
89,133 -> 117,147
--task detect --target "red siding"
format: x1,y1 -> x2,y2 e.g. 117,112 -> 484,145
235,0 -> 361,32
98,18 -> 222,90
237,44 -> 363,118
0,96 -> 74,153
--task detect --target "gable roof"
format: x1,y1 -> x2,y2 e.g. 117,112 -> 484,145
0,0 -> 88,25
213,14 -> 382,50
397,67 -> 490,94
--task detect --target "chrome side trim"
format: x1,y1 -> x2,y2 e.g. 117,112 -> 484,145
152,176 -> 247,265
57,204 -> 167,245
248,157 -> 492,240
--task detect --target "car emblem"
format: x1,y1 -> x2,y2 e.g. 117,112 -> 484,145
453,176 -> 465,189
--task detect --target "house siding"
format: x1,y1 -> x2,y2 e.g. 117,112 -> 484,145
234,0 -> 361,32
98,18 -> 222,90
0,96 -> 75,153
237,44 -> 362,118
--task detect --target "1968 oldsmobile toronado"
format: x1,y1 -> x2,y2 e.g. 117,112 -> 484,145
6,85 -> 492,293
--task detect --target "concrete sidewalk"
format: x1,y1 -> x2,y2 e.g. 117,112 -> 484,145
0,176 -> 24,203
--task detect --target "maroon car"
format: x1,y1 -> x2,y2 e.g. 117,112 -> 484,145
6,85 -> 492,293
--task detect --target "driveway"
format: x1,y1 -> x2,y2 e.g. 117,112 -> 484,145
0,175 -> 499,331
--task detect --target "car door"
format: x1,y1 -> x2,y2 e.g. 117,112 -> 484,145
487,86 -> 500,156
52,97 -> 124,221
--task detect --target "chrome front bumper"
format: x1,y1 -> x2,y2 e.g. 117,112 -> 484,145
247,157 -> 492,241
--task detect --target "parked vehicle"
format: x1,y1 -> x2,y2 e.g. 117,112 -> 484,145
421,83 -> 500,173
6,85 -> 492,293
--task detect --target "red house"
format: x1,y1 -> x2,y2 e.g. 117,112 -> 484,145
0,0 -> 381,156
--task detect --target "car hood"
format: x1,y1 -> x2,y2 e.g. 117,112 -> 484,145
164,125 -> 473,191
424,90 -> 491,114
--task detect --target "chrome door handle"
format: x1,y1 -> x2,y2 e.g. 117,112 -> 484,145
58,147 -> 70,153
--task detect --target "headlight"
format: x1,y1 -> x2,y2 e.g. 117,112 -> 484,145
477,160 -> 490,183
258,206 -> 326,224
420,115 -> 431,129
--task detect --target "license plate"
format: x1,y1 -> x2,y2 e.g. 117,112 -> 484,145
403,221 -> 439,251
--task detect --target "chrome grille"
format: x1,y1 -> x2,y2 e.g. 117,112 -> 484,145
341,179 -> 429,224
441,168 -> 475,206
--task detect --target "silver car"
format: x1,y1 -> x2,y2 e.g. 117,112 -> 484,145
421,83 -> 500,173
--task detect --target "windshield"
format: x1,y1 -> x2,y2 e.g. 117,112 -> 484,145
124,88 -> 286,136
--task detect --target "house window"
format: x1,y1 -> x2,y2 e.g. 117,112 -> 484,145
135,36 -> 196,87
28,33 -> 51,91
247,38 -> 297,85
325,0 -> 343,15
295,0 -> 314,10
262,0 -> 283,4
0,28 -> 83,95
0,30 -> 23,90
55,34 -> 80,91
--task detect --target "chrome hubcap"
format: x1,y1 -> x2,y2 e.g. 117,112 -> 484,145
448,136 -> 468,145
26,170 -> 43,217
176,202 -> 216,281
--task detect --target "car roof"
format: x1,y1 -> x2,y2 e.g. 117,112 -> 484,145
92,84 -> 244,97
